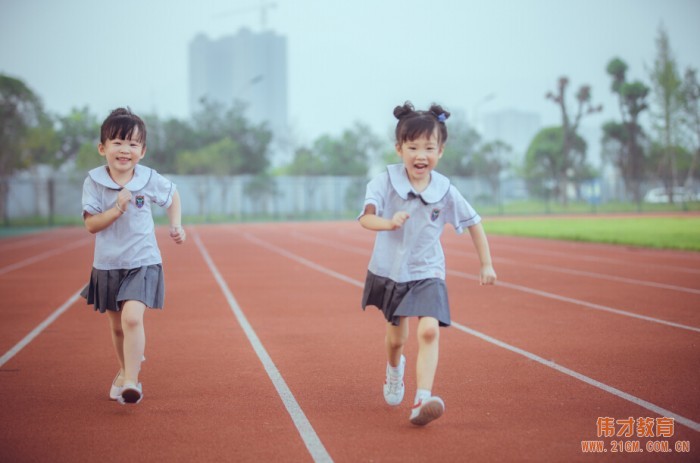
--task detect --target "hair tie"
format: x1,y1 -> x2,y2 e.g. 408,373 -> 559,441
437,113 -> 447,123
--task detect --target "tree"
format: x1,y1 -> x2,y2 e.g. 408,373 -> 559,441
649,24 -> 683,201
144,114 -> 197,174
0,74 -> 48,223
285,122 -> 381,176
545,76 -> 602,203
316,122 -> 380,176
472,140 -> 511,208
286,146 -> 324,175
190,98 -> 273,175
648,141 -> 693,192
681,68 -> 700,187
439,123 -> 483,177
603,58 -> 650,202
524,127 -> 586,200
55,106 -> 99,168
175,137 -> 243,175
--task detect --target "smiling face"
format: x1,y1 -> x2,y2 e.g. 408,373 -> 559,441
98,126 -> 146,182
396,128 -> 444,191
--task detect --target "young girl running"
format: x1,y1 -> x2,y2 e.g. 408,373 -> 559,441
81,107 -> 186,405
360,101 -> 497,426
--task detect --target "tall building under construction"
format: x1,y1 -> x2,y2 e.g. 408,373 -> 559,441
189,28 -> 288,142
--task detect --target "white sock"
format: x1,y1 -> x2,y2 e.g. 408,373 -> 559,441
387,356 -> 404,376
415,389 -> 431,404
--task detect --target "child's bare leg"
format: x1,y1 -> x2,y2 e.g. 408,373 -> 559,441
416,316 -> 440,391
107,310 -> 125,386
385,317 -> 409,367
121,300 -> 146,385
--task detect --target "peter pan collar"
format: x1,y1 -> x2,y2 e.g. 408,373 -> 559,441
88,164 -> 152,191
386,163 -> 450,205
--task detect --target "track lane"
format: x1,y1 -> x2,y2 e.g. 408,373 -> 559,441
202,223 -> 698,461
306,223 -> 700,421
1,222 -> 698,462
0,226 -> 317,463
0,230 -> 94,356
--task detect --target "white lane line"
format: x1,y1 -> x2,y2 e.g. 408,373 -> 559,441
446,248 -> 700,295
449,270 -> 700,333
247,232 -> 700,433
0,238 -> 92,277
194,232 -> 332,463
489,242 -> 700,275
0,291 -> 82,368
290,232 -> 700,332
505,259 -> 700,295
451,321 -> 700,433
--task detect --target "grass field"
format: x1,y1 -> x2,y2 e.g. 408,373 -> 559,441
484,214 -> 700,251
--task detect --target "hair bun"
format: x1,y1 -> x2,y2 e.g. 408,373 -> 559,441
393,101 -> 415,120
429,104 -> 450,122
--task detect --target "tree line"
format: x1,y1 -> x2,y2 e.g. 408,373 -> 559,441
2,24 -> 698,218
525,25 -> 700,204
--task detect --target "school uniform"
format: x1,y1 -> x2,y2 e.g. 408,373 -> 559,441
361,164 -> 481,326
80,164 -> 176,313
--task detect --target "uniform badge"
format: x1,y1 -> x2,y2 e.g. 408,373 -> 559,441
431,208 -> 440,221
135,196 -> 145,208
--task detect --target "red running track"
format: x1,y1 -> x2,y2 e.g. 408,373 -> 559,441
0,221 -> 698,462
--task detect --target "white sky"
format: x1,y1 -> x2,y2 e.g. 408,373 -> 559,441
1,0 -> 699,146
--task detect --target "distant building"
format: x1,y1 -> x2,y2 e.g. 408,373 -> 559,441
189,28 -> 288,161
481,109 -> 541,167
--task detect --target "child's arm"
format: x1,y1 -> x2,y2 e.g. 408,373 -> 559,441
84,188 -> 132,234
167,190 -> 186,244
359,204 -> 409,231
468,222 -> 497,285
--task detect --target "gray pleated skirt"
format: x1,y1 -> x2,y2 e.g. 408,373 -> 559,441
361,271 -> 451,326
81,264 -> 165,313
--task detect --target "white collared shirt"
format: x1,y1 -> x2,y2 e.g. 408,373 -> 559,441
362,164 -> 481,282
82,164 -> 176,270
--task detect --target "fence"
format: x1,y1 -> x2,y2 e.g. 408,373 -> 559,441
1,171 -> 697,226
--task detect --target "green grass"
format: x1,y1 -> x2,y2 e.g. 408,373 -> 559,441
483,215 -> 700,251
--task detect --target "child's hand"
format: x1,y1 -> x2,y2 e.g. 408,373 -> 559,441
479,265 -> 497,285
169,225 -> 186,244
116,189 -> 132,213
390,211 -> 409,229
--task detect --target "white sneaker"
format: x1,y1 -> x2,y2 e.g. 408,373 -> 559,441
109,371 -> 123,401
109,356 -> 145,401
118,383 -> 143,404
383,355 -> 405,406
410,396 -> 445,426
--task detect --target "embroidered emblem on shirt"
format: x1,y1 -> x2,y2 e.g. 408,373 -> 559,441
135,196 -> 145,208
431,208 -> 440,221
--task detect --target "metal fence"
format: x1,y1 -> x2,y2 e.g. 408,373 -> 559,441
1,171 -> 697,225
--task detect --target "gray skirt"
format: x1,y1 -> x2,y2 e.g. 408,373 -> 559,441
81,264 -> 165,313
361,271 -> 451,327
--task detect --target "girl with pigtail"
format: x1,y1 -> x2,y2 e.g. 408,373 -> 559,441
359,101 -> 497,426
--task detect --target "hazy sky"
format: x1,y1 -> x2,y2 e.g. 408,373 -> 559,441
1,0 -> 699,146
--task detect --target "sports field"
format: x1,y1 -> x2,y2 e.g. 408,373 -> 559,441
0,220 -> 698,462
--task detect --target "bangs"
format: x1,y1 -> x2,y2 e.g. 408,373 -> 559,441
397,118 -> 439,144
101,115 -> 147,145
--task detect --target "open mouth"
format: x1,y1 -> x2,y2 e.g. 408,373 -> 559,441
413,163 -> 428,173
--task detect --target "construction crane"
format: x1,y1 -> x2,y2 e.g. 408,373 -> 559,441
215,2 -> 277,30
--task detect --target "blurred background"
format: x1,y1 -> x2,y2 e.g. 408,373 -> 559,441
1,0 -> 699,225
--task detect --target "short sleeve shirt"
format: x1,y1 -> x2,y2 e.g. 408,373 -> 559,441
82,164 -> 176,270
362,164 -> 481,283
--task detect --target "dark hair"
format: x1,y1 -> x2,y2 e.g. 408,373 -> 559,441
100,107 -> 147,146
393,101 -> 451,145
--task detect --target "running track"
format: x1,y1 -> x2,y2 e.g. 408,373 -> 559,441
0,221 -> 698,462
